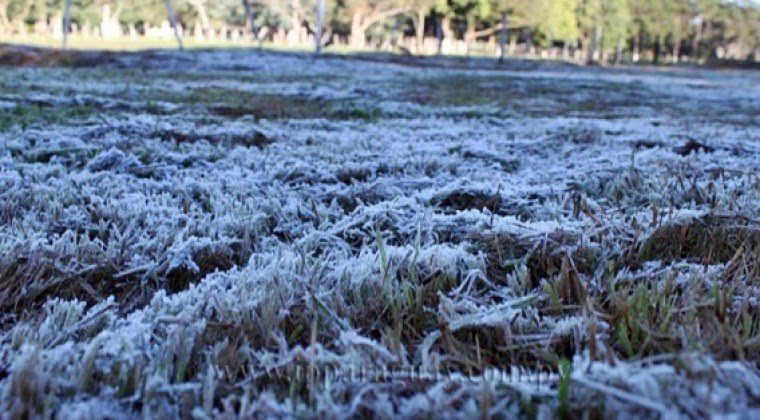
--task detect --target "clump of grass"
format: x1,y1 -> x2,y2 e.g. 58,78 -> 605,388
5,349 -> 49,418
18,146 -> 97,165
335,167 -> 372,184
639,215 -> 760,265
476,229 -> 600,289
0,227 -> 258,314
599,258 -> 758,361
551,126 -> 602,145
153,127 -> 275,149
429,189 -> 502,215
404,74 -> 493,107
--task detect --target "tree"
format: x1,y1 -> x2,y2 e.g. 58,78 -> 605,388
343,0 -> 406,48
164,0 -> 183,48
579,0 -> 633,64
62,0 -> 71,47
187,0 -> 210,33
601,0 -> 632,63
408,0 -> 435,51
666,0 -> 691,63
578,0 -> 602,63
114,1 -> 160,27
722,0 -> 759,61
258,0 -> 314,43
459,0 -> 495,53
538,0 -> 579,51
630,0 -> 674,64
689,0 -> 721,61
241,0 -> 259,42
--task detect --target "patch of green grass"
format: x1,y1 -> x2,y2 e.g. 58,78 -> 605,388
639,215 -> 760,264
400,74 -> 652,119
51,67 -> 341,86
403,74 -> 517,107
150,87 -> 382,121
558,101 -> 629,118
153,70 -> 341,84
0,104 -> 97,132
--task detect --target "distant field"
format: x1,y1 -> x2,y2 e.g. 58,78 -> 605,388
0,34 -> 563,60
0,34 -> 312,52
0,47 -> 758,418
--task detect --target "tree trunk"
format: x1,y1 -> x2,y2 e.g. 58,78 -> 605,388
291,10 -> 302,44
464,16 -> 474,55
163,0 -> 184,50
349,7 -> 405,50
586,27 -> 598,64
0,3 -> 7,29
526,29 -> 533,55
414,9 -> 425,53
692,21 -> 703,62
614,39 -> 623,64
653,35 -> 661,65
435,15 -> 443,55
390,14 -> 401,51
189,0 -> 210,34
32,0 -> 48,35
11,0 -> 34,32
62,0 -> 72,49
315,0 -> 325,54
671,40 -> 680,64
570,40 -> 577,60
441,16 -> 454,40
350,11 -> 363,49
242,0 -> 258,43
498,12 -> 507,64
632,33 -> 640,63
671,30 -> 681,64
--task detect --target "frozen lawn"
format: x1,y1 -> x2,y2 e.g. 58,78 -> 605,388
1,48 -> 759,418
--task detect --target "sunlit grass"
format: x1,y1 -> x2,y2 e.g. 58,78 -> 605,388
0,34 -> 309,52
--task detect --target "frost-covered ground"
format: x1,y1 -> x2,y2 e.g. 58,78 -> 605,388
1,48 -> 759,418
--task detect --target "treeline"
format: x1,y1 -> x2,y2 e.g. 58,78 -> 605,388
1,0 -> 758,64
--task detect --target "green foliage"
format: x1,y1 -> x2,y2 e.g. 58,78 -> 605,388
556,358 -> 572,419
601,0 -> 631,49
539,0 -> 579,45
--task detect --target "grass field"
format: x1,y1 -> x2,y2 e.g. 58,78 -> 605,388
0,46 -> 758,418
